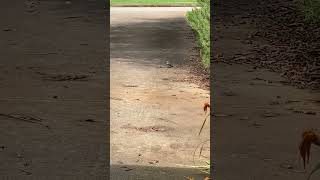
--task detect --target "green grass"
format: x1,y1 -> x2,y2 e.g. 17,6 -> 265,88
302,0 -> 320,22
186,0 -> 210,68
111,0 -> 196,6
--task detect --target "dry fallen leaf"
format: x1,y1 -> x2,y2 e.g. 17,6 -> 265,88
199,103 -> 210,136
299,130 -> 320,169
204,177 -> 211,180
203,102 -> 210,114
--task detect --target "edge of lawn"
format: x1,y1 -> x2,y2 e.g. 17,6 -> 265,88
111,3 -> 197,7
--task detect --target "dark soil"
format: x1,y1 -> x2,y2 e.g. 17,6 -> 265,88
212,0 -> 320,179
185,46 -> 210,90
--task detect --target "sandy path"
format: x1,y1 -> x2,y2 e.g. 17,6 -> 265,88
110,7 -> 210,172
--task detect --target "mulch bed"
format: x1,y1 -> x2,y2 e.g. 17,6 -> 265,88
239,0 -> 320,90
187,0 -> 320,91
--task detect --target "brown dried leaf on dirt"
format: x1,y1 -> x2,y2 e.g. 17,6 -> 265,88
225,0 -> 320,90
199,103 -> 210,136
203,102 -> 210,114
299,130 -> 320,169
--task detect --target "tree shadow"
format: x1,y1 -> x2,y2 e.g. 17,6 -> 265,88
111,17 -> 198,67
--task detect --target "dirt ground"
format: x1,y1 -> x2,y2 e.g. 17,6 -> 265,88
2,0 -> 319,179
0,0 -> 108,178
213,0 -> 320,179
110,7 -> 210,178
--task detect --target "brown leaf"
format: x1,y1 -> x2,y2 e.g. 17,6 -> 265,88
203,102 -> 210,113
204,177 -> 211,180
299,130 -> 320,169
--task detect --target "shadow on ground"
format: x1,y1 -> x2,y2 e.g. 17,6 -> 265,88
111,164 -> 208,180
111,17 -> 196,66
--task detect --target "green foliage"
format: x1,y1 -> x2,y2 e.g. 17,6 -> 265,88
186,0 -> 210,68
302,0 -> 320,22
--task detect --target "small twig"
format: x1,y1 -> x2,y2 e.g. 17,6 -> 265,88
200,154 -> 208,159
193,139 -> 210,166
0,113 -> 50,129
63,16 -> 84,19
20,169 -> 32,175
199,143 -> 205,158
26,52 -> 58,56
199,113 -> 210,136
